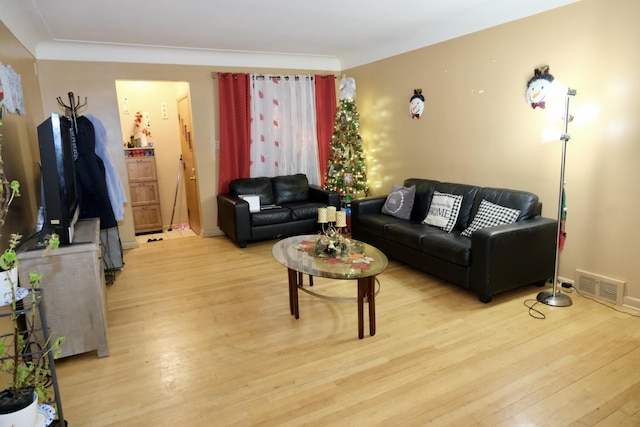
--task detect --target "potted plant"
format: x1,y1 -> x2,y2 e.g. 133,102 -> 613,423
0,98 -> 64,424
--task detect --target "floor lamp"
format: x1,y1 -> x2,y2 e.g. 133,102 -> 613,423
536,87 -> 577,307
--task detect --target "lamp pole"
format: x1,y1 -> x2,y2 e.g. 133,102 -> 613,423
537,88 -> 576,307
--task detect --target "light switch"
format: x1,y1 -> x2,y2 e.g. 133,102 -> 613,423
161,103 -> 168,119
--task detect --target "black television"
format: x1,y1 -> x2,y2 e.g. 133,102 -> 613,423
37,113 -> 79,245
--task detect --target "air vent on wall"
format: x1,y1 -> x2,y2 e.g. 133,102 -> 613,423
575,269 -> 625,305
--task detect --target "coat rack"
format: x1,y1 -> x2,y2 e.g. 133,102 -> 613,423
56,92 -> 87,136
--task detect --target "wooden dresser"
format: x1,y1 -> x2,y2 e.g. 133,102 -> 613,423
125,148 -> 162,234
17,218 -> 109,358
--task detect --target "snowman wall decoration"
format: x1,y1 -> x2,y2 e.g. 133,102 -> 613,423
409,89 -> 425,119
526,65 -> 555,109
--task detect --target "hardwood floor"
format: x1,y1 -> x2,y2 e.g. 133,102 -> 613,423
54,235 -> 640,426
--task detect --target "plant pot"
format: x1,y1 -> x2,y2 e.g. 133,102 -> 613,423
0,389 -> 38,427
0,267 -> 18,302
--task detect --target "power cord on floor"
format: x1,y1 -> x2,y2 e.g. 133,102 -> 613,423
524,299 -> 546,319
525,283 -> 640,320
570,285 -> 640,318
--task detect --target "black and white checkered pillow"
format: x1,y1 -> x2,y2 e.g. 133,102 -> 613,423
461,199 -> 521,237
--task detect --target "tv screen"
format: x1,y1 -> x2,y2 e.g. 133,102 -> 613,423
37,113 -> 79,244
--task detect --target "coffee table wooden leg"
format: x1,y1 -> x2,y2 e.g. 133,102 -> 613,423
287,268 -> 295,315
368,277 -> 376,336
357,277 -> 376,338
288,268 -> 299,319
357,278 -> 365,339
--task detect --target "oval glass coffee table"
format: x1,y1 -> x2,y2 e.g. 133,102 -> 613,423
272,234 -> 388,339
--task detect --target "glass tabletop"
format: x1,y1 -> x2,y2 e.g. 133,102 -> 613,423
272,234 -> 388,280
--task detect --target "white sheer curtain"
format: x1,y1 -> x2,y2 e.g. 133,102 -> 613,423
249,74 -> 321,185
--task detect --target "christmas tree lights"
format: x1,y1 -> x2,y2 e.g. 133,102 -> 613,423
323,97 -> 369,204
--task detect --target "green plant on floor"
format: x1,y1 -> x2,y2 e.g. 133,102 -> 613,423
0,99 -> 64,413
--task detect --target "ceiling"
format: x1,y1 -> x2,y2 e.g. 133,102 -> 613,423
0,0 -> 579,71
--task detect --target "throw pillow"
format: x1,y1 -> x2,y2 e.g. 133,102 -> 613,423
461,199 -> 521,237
381,185 -> 416,219
423,191 -> 463,233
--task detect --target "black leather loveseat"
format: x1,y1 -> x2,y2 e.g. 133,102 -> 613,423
351,178 -> 557,302
217,173 -> 340,248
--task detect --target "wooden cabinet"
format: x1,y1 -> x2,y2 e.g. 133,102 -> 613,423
126,150 -> 162,234
17,218 -> 109,358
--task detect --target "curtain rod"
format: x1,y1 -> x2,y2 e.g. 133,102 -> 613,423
211,72 -> 337,80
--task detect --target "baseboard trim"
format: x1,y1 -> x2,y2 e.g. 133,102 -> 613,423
623,296 -> 640,311
122,240 -> 139,250
202,228 -> 224,238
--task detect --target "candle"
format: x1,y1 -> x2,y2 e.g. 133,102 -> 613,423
336,211 -> 347,228
317,207 -> 328,223
327,206 -> 337,223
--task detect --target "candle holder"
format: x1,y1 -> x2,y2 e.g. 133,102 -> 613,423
316,207 -> 350,257
317,207 -> 347,233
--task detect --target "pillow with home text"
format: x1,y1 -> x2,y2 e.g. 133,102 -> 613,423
423,191 -> 463,233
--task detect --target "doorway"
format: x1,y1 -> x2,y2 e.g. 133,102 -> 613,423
115,80 -> 202,236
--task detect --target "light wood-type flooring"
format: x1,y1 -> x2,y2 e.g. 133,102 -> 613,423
54,235 -> 640,426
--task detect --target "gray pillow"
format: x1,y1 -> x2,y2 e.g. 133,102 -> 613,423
381,185 -> 416,219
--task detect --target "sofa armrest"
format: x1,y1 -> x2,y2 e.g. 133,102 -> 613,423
217,193 -> 252,247
469,217 -> 557,302
351,196 -> 387,217
308,185 -> 341,208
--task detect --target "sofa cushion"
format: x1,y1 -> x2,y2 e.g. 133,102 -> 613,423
420,231 -> 472,266
355,212 -> 404,238
229,177 -> 275,206
434,182 -> 480,230
283,201 -> 325,221
474,187 -> 539,220
385,222 -> 441,251
250,207 -> 292,226
404,178 -> 439,221
381,185 -> 416,219
272,174 -> 309,204
461,199 -> 521,237
423,191 -> 463,233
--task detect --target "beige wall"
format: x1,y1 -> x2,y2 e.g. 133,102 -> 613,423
346,0 -> 640,305
0,20 -> 44,247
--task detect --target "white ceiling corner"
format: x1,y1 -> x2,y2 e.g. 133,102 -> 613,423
0,0 -> 581,70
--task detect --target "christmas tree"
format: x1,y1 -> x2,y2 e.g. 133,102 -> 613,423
323,78 -> 369,204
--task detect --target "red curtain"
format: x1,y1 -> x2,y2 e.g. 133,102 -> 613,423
314,75 -> 336,186
217,72 -> 251,194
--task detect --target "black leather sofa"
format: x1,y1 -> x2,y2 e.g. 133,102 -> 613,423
351,178 -> 557,302
217,173 -> 340,248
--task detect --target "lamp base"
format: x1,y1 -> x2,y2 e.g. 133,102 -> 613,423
536,289 -> 572,307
